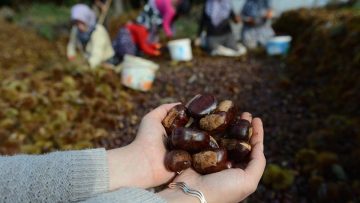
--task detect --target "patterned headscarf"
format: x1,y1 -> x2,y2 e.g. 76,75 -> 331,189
242,0 -> 270,18
205,0 -> 231,26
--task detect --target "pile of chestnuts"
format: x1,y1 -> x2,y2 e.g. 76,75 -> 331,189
162,94 -> 253,175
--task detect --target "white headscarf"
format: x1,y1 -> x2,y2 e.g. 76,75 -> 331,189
71,4 -> 96,28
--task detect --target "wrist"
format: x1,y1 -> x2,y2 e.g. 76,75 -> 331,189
107,144 -> 152,191
157,188 -> 200,203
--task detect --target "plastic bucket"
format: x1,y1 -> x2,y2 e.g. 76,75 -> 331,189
121,55 -> 159,91
167,38 -> 193,61
266,36 -> 292,55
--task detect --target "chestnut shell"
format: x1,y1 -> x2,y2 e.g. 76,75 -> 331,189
228,119 -> 252,141
221,139 -> 251,163
185,94 -> 217,118
165,150 -> 192,172
162,104 -> 190,135
192,148 -> 230,174
171,127 -> 211,153
199,100 -> 236,134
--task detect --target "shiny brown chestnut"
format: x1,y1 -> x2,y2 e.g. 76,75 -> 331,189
192,148 -> 231,174
228,118 -> 252,141
162,104 -> 190,135
199,100 -> 236,133
221,139 -> 252,163
185,94 -> 217,118
171,127 -> 211,153
165,150 -> 192,172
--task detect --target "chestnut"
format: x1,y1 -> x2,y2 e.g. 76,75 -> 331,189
209,135 -> 220,149
188,118 -> 201,130
199,100 -> 236,133
215,100 -> 236,115
165,150 -> 192,172
199,112 -> 228,133
192,148 -> 230,174
221,139 -> 251,163
228,118 -> 252,141
165,135 -> 174,150
219,138 -> 235,148
185,94 -> 217,118
162,104 -> 190,135
171,127 -> 211,153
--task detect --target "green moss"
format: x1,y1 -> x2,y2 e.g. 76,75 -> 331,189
263,164 -> 296,190
275,9 -> 359,189
295,149 -> 317,174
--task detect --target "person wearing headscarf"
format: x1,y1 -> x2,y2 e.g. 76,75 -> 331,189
67,4 -> 114,68
197,0 -> 246,56
136,0 -> 190,42
110,0 -> 190,61
112,21 -> 161,62
240,0 -> 274,49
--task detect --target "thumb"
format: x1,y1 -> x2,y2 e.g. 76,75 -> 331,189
144,103 -> 181,122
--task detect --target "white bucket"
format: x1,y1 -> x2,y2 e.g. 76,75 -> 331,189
266,36 -> 292,55
121,55 -> 159,91
167,38 -> 193,61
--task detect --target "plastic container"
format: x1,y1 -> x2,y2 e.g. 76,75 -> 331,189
121,55 -> 159,91
167,38 -> 193,61
266,36 -> 292,55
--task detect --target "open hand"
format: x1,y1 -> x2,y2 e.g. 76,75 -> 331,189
158,113 -> 266,203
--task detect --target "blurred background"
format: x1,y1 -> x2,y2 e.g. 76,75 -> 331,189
0,0 -> 359,202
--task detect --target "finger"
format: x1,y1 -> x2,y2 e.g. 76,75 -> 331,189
145,103 -> 181,122
249,118 -> 263,146
240,112 -> 252,123
244,118 -> 266,183
244,146 -> 266,183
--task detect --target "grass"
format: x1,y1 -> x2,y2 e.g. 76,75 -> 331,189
173,16 -> 199,39
15,3 -> 70,40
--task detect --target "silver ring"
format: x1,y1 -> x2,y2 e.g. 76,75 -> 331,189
168,182 -> 207,203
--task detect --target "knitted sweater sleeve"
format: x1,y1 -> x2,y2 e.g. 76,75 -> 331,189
0,148 -> 109,202
82,187 -> 167,203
